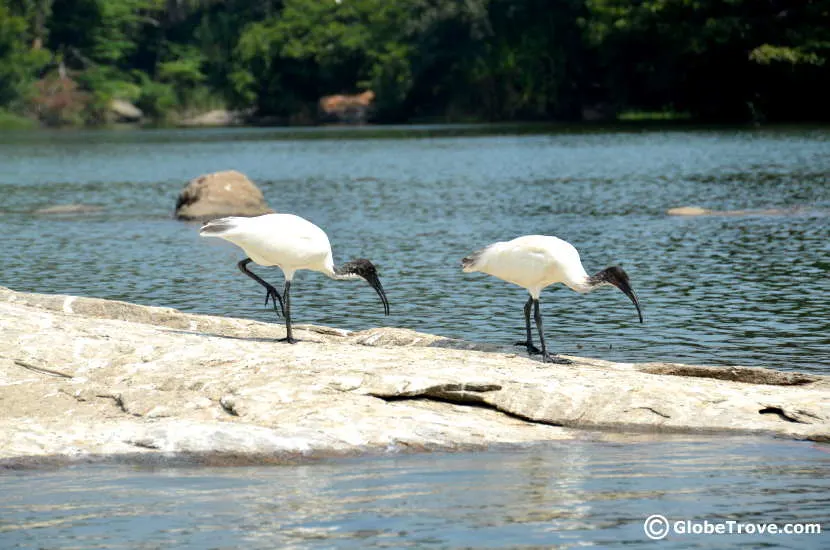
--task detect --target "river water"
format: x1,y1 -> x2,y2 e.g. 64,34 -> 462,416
0,125 -> 828,547
1,437 -> 828,548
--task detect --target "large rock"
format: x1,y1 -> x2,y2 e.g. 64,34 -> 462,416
174,170 -> 274,221
0,285 -> 827,466
179,109 -> 243,127
318,90 -> 375,124
110,99 -> 143,123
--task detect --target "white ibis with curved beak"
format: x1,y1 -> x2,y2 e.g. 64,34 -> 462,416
200,213 -> 389,343
462,235 -> 643,364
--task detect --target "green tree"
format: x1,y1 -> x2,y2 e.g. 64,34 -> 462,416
0,2 -> 50,109
459,0 -> 588,121
6,0 -> 53,49
3,0 -> 830,126
585,0 -> 830,121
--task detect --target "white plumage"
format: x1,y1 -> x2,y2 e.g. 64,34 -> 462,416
203,214 -> 336,280
201,213 -> 389,343
462,234 -> 642,364
462,235 -> 592,298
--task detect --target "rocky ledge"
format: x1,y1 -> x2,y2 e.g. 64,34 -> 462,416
0,286 -> 827,466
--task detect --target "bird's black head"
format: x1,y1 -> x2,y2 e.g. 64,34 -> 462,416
340,258 -> 390,315
590,266 -> 643,323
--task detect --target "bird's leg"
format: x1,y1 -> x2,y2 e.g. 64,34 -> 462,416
278,280 -> 297,344
238,258 -> 284,318
515,296 -> 542,354
533,299 -> 572,365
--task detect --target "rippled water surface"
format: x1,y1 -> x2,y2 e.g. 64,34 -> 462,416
1,127 -> 829,548
1,437 -> 828,549
1,125 -> 828,372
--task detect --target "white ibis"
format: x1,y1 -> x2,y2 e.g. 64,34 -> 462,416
200,213 -> 389,343
462,235 -> 643,364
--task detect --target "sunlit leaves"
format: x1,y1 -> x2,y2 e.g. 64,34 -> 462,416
750,44 -> 824,66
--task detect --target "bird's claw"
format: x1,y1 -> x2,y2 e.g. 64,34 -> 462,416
515,340 -> 542,355
515,341 -> 570,363
277,336 -> 298,344
264,286 -> 285,317
540,352 -> 573,365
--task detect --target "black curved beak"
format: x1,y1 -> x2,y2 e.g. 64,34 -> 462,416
592,266 -> 643,323
613,279 -> 643,323
365,273 -> 390,315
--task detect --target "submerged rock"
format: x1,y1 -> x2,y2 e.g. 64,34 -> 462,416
33,204 -> 104,215
667,206 -> 711,216
667,205 -> 807,216
0,285 -> 827,465
174,170 -> 274,221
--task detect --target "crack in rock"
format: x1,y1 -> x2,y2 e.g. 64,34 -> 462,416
759,406 -> 819,424
631,407 -> 672,419
128,438 -> 161,450
12,359 -> 73,379
372,382 -> 502,399
99,393 -> 128,414
370,383 -> 562,427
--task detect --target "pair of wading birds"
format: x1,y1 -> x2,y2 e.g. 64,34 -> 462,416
200,213 -> 643,364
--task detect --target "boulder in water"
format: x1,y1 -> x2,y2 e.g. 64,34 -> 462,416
175,170 -> 274,221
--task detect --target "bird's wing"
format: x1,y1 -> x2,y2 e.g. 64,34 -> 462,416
199,216 -> 249,237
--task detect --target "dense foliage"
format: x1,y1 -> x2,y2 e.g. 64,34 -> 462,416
1,0 -> 828,126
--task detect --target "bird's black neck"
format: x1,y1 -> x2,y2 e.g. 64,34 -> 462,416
332,262 -> 363,280
588,266 -> 626,289
331,258 -> 390,315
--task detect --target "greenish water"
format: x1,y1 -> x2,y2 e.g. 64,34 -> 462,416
0,125 -> 829,548
1,125 -> 828,372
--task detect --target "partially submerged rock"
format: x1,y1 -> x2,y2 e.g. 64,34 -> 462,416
667,206 -> 711,216
0,286 -> 827,465
667,205 -> 808,216
174,170 -> 274,221
33,204 -> 104,216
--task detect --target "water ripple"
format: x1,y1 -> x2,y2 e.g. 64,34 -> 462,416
0,437 -> 827,548
0,127 -> 829,372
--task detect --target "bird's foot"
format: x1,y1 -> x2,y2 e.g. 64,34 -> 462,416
540,352 -> 572,365
515,340 -> 542,355
263,285 -> 285,317
277,336 -> 298,344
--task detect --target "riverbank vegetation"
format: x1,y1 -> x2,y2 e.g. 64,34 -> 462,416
0,0 -> 828,128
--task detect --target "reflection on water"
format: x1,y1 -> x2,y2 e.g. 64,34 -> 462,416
0,126 -> 828,374
0,437 -> 827,548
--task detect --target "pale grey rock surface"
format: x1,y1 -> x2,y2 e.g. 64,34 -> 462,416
174,170 -> 274,221
0,286 -> 827,465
